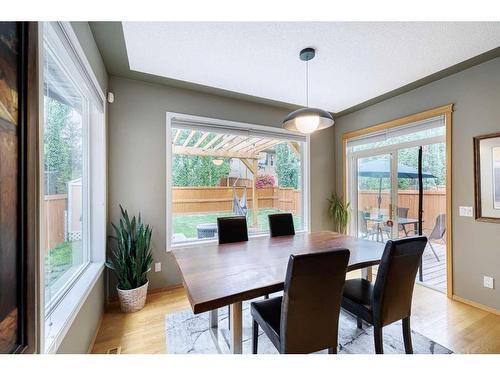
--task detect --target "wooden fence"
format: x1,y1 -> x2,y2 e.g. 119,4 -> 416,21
44,194 -> 67,253
173,186 -> 301,214
357,189 -> 446,231
173,187 -> 445,231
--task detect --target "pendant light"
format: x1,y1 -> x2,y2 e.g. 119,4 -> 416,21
283,47 -> 334,134
212,158 -> 224,166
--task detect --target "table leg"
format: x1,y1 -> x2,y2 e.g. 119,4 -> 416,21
362,266 -> 373,282
230,301 -> 243,354
209,309 -> 218,329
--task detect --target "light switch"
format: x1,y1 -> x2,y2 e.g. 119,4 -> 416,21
155,262 -> 161,272
459,206 -> 473,217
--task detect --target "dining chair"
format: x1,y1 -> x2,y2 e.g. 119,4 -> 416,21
341,236 -> 427,354
251,249 -> 350,354
268,213 -> 295,237
217,216 -> 249,327
217,216 -> 248,244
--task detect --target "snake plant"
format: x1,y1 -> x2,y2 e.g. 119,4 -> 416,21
328,193 -> 351,234
106,205 -> 153,290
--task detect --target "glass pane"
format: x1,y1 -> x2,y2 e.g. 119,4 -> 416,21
43,47 -> 88,307
395,146 -> 421,240
356,154 -> 392,243
171,129 -> 303,244
351,125 -> 444,153
420,142 -> 447,293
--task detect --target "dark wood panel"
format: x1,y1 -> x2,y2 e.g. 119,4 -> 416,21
0,21 -> 37,354
0,21 -> 19,354
173,231 -> 384,314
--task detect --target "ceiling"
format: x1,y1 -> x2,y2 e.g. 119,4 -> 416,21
121,22 -> 500,113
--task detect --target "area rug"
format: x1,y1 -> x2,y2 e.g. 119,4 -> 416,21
165,299 -> 452,354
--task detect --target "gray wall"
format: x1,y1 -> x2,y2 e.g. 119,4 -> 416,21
57,274 -> 104,353
334,57 -> 500,310
107,75 -> 335,291
55,22 -> 108,354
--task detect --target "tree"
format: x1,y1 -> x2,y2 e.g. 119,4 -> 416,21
44,97 -> 83,194
172,154 -> 230,186
275,143 -> 300,189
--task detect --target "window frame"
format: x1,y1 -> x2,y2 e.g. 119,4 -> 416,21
165,112 -> 311,250
40,21 -> 106,354
42,35 -> 92,315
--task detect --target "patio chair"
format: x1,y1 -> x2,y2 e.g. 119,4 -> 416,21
380,207 -> 410,240
358,211 -> 378,240
426,214 -> 446,261
406,213 -> 445,262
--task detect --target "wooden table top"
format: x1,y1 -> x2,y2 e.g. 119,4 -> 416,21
172,231 -> 385,314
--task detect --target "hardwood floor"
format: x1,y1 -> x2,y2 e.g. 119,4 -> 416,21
91,282 -> 500,354
91,287 -> 190,354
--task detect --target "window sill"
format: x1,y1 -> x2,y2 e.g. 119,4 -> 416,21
44,262 -> 104,353
168,229 -> 309,251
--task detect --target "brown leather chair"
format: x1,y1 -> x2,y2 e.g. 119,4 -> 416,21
341,236 -> 427,354
217,216 -> 248,244
251,249 -> 350,354
268,213 -> 295,237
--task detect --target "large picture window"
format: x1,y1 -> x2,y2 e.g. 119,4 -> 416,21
41,22 -> 106,353
166,114 -> 309,248
43,33 -> 89,310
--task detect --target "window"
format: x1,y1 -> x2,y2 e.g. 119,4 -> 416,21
166,114 -> 309,248
43,29 -> 90,311
41,22 -> 106,353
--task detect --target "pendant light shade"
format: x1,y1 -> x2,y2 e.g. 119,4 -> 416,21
283,47 -> 334,134
283,107 -> 334,133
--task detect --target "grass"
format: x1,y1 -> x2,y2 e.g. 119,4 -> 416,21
45,241 -> 81,287
173,208 -> 301,240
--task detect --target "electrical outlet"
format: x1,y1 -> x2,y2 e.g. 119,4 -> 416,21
459,206 -> 473,217
483,276 -> 494,289
154,262 -> 161,273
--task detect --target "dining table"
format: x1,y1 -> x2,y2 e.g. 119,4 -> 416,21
172,231 -> 386,354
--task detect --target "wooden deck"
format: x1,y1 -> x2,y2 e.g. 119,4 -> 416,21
371,240 -> 447,293
420,241 -> 447,293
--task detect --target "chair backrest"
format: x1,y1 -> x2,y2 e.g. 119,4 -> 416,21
358,211 -> 368,235
217,216 -> 248,244
280,249 -> 350,354
428,213 -> 446,240
397,207 -> 409,219
268,213 -> 295,237
373,236 -> 427,326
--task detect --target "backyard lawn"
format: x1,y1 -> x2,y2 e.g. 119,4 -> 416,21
173,208 -> 301,240
45,241 -> 81,287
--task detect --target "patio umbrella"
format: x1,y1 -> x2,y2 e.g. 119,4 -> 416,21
358,159 -> 436,212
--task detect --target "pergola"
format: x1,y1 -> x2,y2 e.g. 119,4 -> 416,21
172,128 -> 300,226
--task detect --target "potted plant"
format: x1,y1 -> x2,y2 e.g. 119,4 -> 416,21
106,205 -> 153,313
328,193 -> 351,234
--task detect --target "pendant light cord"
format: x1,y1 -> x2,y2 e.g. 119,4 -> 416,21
305,59 -> 309,107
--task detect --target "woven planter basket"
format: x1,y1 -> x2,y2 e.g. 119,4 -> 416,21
117,281 -> 149,313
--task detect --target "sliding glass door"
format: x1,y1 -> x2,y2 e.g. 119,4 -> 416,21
347,116 -> 447,292
355,153 -> 394,242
